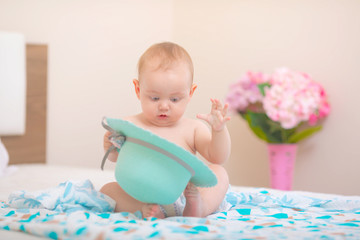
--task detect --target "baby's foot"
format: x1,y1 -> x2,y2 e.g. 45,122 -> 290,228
183,182 -> 203,217
141,204 -> 165,219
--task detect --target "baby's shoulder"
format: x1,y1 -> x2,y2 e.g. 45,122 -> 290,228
180,118 -> 208,131
122,114 -> 141,125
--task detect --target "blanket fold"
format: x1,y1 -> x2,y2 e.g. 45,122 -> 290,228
8,180 -> 115,213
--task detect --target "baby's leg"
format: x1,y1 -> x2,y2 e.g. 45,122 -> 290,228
100,182 -> 143,213
100,182 -> 164,218
183,182 -> 202,217
141,204 -> 164,219
183,164 -> 229,217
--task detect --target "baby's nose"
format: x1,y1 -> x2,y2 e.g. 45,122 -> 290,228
159,101 -> 169,110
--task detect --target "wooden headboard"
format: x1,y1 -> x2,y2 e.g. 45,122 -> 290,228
2,44 -> 47,164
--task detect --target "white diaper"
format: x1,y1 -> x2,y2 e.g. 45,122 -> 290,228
159,193 -> 186,217
159,188 -> 232,217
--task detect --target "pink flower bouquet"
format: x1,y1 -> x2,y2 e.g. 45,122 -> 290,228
225,68 -> 330,143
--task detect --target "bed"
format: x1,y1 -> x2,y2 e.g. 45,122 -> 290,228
1,43 -> 359,240
1,164 -> 360,240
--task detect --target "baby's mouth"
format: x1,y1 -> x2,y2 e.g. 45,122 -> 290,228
158,114 -> 168,118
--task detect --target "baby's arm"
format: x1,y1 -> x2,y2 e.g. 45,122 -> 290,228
195,99 -> 231,165
103,131 -> 119,162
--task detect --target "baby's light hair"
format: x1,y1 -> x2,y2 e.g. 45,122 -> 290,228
137,42 -> 194,82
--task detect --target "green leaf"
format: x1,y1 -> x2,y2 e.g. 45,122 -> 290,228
266,119 -> 283,133
288,125 -> 322,143
240,111 -> 322,143
265,120 -> 296,142
244,113 -> 269,142
244,111 -> 282,143
257,83 -> 271,96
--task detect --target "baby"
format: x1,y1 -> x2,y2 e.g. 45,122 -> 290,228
100,42 -> 231,218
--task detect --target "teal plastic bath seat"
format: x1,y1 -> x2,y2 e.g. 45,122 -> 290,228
102,117 -> 217,205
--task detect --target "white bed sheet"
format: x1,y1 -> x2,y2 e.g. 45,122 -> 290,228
0,164 -> 116,239
1,164 -> 359,239
0,164 -> 116,202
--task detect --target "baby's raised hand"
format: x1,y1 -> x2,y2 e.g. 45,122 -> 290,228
197,99 -> 231,132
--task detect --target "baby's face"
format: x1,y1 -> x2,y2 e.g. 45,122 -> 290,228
136,61 -> 194,127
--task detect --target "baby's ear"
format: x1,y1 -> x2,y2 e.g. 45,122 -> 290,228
133,79 -> 140,99
190,83 -> 197,97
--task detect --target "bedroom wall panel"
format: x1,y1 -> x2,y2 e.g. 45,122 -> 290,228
2,44 -> 47,164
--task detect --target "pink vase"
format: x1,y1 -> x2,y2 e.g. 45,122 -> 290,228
267,144 -> 297,191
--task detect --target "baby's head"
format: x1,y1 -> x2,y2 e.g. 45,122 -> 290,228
133,42 -> 197,126
137,42 -> 194,84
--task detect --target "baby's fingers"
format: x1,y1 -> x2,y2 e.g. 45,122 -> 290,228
222,103 -> 229,116
224,116 -> 231,122
103,131 -> 113,147
210,98 -> 217,112
196,113 -> 209,122
212,99 -> 219,108
104,131 -> 112,140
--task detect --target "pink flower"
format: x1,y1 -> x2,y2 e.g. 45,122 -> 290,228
227,68 -> 330,129
263,68 -> 327,129
225,71 -> 267,112
308,86 -> 331,125
225,67 -> 330,142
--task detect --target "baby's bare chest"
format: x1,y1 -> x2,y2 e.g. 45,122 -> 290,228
151,127 -> 195,153
126,116 -> 197,153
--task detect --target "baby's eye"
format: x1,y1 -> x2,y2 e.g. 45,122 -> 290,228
170,97 -> 180,102
151,97 -> 159,101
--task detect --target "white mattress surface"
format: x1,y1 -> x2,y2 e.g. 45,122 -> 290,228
0,164 -> 116,202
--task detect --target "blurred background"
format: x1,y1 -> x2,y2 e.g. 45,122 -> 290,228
0,0 -> 359,195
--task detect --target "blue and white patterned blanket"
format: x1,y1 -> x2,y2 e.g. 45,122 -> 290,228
1,180 -> 360,239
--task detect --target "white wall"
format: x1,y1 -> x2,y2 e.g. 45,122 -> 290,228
173,0 -> 360,195
0,0 -> 173,169
1,0 -> 359,195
